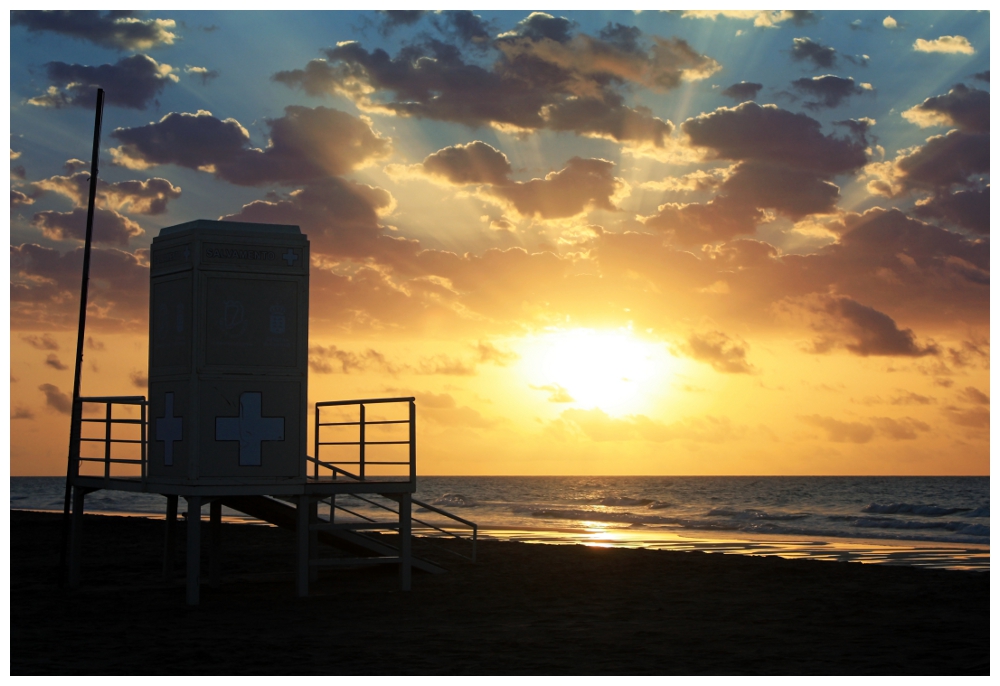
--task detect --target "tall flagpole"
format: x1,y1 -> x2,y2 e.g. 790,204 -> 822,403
59,88 -> 105,586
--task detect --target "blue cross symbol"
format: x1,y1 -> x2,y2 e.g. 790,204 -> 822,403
282,249 -> 298,266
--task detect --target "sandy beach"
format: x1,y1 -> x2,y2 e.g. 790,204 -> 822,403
10,510 -> 989,675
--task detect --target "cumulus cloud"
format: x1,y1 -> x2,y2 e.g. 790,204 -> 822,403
184,65 -> 220,85
972,70 -> 989,83
11,10 -> 177,50
882,16 -> 901,30
38,383 -> 72,414
941,405 -> 989,429
44,353 -> 68,371
272,16 -> 719,153
791,75 -> 871,109
901,83 -> 989,133
913,36 -> 975,54
309,344 -> 400,375
413,141 -> 513,186
798,294 -> 939,357
11,243 -> 149,331
682,11 -> 815,27
799,415 -> 874,443
377,10 -> 428,35
31,207 -> 144,246
27,54 -> 178,110
720,81 -> 763,101
31,172 -> 181,215
642,103 -> 869,243
486,157 -> 628,220
111,107 -> 392,186
11,405 -> 35,420
678,330 -> 756,374
913,188 -> 989,234
790,37 -> 838,68
130,370 -> 148,388
958,386 -> 989,404
11,190 -> 34,207
22,333 -> 59,350
870,416 -> 931,440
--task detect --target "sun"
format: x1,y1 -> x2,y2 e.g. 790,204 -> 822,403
519,328 -> 676,415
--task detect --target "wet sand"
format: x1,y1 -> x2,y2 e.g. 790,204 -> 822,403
10,510 -> 989,675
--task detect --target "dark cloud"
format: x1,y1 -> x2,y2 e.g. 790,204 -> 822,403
11,243 -> 149,331
11,189 -> 34,206
419,141 -> 512,185
720,81 -> 763,101
679,331 -> 756,374
870,416 -> 931,440
913,188 -> 989,234
11,405 -> 35,420
44,353 -> 68,371
38,383 -> 72,414
221,177 -> 395,259
86,337 -> 105,350
31,207 -> 144,246
487,157 -> 626,220
11,10 -> 177,50
111,106 -> 391,186
958,386 -> 989,404
273,19 -> 719,151
894,130 -> 989,191
942,405 -> 989,429
903,83 -> 989,134
184,66 -> 220,85
790,37 -> 837,68
791,75 -> 870,109
378,10 -> 427,35
309,345 -> 400,375
809,295 -> 939,357
972,70 -> 989,83
130,370 -> 148,388
32,172 -> 182,215
799,415 -> 874,443
431,11 -> 492,46
22,333 -> 59,350
28,54 -> 178,110
642,103 -> 869,243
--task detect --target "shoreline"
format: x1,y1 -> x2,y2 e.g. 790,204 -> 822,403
11,510 -> 989,674
13,506 -> 989,572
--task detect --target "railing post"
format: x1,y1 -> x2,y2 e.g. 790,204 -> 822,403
409,400 -> 416,485
359,403 -> 366,480
314,403 -> 320,480
104,401 -> 112,480
141,399 -> 147,483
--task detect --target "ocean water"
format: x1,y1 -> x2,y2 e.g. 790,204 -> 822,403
11,476 -> 989,570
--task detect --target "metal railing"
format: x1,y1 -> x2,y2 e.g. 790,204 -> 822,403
313,397 -> 415,482
74,396 -> 147,482
322,492 -> 477,563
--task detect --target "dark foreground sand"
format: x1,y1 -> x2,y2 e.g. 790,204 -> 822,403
10,510 -> 988,675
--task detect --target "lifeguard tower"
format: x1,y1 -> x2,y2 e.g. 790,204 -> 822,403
65,220 -> 476,604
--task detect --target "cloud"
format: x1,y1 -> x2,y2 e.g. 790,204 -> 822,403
31,207 -> 144,246
641,103 -> 869,243
682,11 -> 815,27
11,405 -> 35,420
890,391 -> 936,406
22,333 -> 59,350
11,190 -> 34,206
901,83 -> 988,134
972,70 -> 989,83
184,65 -> 220,85
11,243 -> 149,332
798,294 -> 939,357
11,10 -> 177,50
308,344 -> 400,375
913,36 -> 975,55
31,172 -> 182,215
473,341 -> 519,366
958,386 -> 989,405
678,331 -> 756,374
44,353 -> 68,371
111,107 -> 392,186
870,416 -> 931,440
530,384 -> 575,403
431,11 -> 493,47
414,141 -> 513,186
799,415 -> 874,443
27,55 -> 178,110
38,383 -> 72,414
485,157 -> 628,220
86,337 -> 105,350
272,18 -> 719,152
790,37 -> 837,68
941,405 -> 989,429
791,75 -> 870,109
720,81 -> 763,101
882,16 -> 900,30
913,188 -> 989,234
377,10 -> 428,35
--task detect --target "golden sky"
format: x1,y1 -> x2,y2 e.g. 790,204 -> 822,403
9,10 -> 990,475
